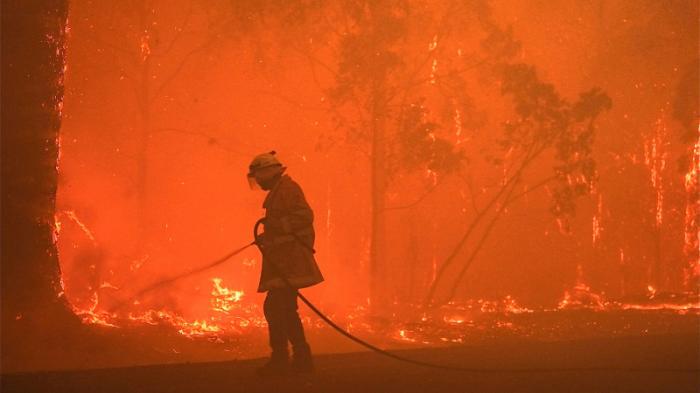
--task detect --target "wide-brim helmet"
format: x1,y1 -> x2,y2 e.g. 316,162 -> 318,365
247,151 -> 285,189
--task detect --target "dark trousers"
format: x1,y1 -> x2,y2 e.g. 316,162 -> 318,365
263,288 -> 308,357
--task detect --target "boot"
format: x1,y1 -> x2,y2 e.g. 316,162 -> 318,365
291,344 -> 314,374
256,351 -> 289,377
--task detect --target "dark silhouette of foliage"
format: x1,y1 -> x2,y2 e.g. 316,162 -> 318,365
397,100 -> 464,175
426,62 -> 611,304
499,64 -> 611,222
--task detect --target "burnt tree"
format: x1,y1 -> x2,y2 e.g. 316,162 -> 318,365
1,0 -> 78,365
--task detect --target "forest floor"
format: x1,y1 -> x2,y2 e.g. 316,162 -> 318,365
3,333 -> 699,393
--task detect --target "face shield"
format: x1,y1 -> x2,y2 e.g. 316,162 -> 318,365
247,172 -> 261,190
247,165 -> 286,191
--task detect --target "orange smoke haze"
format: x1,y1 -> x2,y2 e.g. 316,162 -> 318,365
55,0 -> 698,339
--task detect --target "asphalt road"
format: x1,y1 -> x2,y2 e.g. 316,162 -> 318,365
3,334 -> 698,393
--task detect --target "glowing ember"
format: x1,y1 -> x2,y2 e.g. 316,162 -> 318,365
60,210 -> 97,244
453,107 -> 463,142
395,329 -> 418,343
557,283 -> 608,311
52,213 -> 62,245
592,193 -> 603,245
140,32 -> 151,61
646,285 -> 657,298
71,292 -> 118,328
176,320 -> 221,337
444,315 -> 466,325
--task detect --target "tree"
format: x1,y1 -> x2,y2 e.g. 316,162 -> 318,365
1,0 -> 77,365
673,58 -> 699,287
323,0 -> 497,309
424,64 -> 611,304
222,0 -> 611,309
222,0 -> 470,309
72,0 -> 233,252
320,1 -> 611,308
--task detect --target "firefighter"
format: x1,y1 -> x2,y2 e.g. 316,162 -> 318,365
247,151 -> 324,376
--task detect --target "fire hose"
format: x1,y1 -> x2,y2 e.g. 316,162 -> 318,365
110,219 -> 697,373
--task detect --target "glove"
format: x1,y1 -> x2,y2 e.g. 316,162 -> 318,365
254,231 -> 269,249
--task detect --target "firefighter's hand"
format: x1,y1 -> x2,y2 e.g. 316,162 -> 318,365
254,232 -> 269,248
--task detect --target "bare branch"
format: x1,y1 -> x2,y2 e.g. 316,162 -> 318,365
460,172 -> 482,215
444,173 -> 522,302
154,0 -> 195,58
383,178 -> 445,212
150,18 -> 236,104
424,140 -> 541,305
289,43 -> 339,79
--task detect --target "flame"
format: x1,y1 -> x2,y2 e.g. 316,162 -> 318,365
395,328 -> 417,342
592,193 -> 603,245
140,31 -> 151,61
556,279 -> 699,314
454,106 -> 463,142
682,126 -> 700,286
428,35 -> 439,84
63,277 -> 265,338
643,114 -> 668,227
176,320 -> 221,337
52,213 -> 62,245
57,276 -> 66,298
64,276 -> 698,344
443,315 -> 466,324
557,283 -> 608,311
71,292 -> 118,328
428,35 -> 438,51
647,285 -> 657,298
210,277 -> 244,313
61,210 -> 97,244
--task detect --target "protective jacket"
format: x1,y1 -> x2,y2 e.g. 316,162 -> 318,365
257,174 -> 324,292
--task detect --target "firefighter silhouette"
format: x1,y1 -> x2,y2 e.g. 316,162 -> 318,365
247,151 -> 323,376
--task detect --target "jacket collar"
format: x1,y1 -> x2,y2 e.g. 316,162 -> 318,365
263,174 -> 290,208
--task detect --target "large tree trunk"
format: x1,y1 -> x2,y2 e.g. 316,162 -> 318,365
1,0 -> 78,370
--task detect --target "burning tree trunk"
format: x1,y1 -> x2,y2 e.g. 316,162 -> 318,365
1,0 -> 78,346
673,59 -> 700,288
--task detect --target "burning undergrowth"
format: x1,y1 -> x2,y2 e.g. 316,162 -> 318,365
53,197 -> 699,364
62,269 -> 700,349
53,210 -> 699,351
49,0 -> 699,366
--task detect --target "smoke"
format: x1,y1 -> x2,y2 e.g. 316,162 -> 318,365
56,0 -> 698,333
